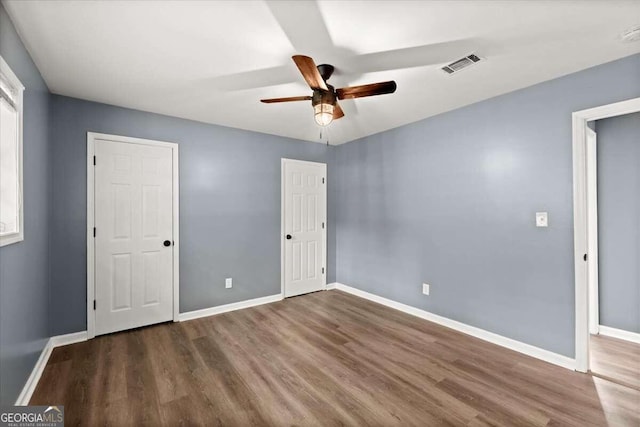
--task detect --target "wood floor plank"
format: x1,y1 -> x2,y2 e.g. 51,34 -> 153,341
590,333 -> 640,391
30,290 -> 640,426
223,307 -> 398,426
122,330 -> 163,427
30,358 -> 73,405
260,302 -> 465,425
142,326 -> 190,404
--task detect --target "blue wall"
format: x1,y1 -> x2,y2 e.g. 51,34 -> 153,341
334,54 -> 640,358
49,95 -> 336,335
597,112 -> 640,334
0,3 -> 51,404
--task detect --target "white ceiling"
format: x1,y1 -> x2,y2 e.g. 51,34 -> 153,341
4,0 -> 640,144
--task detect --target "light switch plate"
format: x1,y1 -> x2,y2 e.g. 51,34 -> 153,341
536,212 -> 548,227
225,278 -> 232,289
422,283 -> 430,295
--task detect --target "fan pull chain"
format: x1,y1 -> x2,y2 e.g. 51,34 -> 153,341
319,127 -> 330,146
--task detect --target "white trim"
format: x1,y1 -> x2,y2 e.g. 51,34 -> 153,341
172,144 -> 180,323
178,294 -> 282,322
333,283 -> 576,370
49,331 -> 88,348
87,137 -> 95,338
281,159 -> 285,296
87,132 -> 180,339
598,325 -> 640,345
280,158 -> 328,297
15,331 -> 88,406
14,341 -> 52,406
0,55 -> 25,92
325,282 -> 337,290
572,97 -> 640,372
0,55 -> 24,247
586,127 -> 599,335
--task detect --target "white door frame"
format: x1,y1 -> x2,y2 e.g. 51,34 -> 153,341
86,132 -> 180,339
280,158 -> 327,297
585,127 -> 599,336
572,97 -> 640,372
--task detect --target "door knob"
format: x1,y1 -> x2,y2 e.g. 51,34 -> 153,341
163,240 -> 172,247
286,234 -> 292,240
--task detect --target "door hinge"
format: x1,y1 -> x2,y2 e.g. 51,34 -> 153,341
322,267 -> 325,274
322,177 -> 325,184
93,156 -> 96,166
322,222 -> 325,229
93,300 -> 96,310
93,227 -> 96,237
583,253 -> 588,261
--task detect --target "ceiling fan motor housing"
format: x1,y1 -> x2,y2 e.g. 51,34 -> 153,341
316,64 -> 335,81
312,86 -> 337,107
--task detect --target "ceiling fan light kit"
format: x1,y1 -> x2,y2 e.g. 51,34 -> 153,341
261,55 -> 397,127
313,97 -> 335,126
312,63 -> 336,126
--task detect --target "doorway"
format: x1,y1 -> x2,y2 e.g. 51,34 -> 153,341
87,132 -> 180,338
586,114 -> 640,390
281,159 -> 327,297
572,97 -> 640,377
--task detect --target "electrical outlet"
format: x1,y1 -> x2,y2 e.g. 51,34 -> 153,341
225,278 -> 232,289
536,212 -> 548,227
422,283 -> 430,295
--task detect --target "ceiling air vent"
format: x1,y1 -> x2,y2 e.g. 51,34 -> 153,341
441,54 -> 482,75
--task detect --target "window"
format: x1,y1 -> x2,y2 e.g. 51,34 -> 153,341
0,55 -> 24,247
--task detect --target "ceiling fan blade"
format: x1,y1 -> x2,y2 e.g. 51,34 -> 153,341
336,81 -> 397,100
260,95 -> 312,103
292,55 -> 328,91
209,65 -> 296,91
333,102 -> 345,120
340,39 -> 478,74
267,1 -> 334,54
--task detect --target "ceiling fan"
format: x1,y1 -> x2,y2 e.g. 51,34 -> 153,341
260,55 -> 397,127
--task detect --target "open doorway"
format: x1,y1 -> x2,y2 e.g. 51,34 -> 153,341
572,97 -> 640,379
585,113 -> 640,390
573,98 -> 640,390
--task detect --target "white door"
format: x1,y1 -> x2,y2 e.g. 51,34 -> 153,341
282,159 -> 326,297
94,139 -> 174,335
586,127 -> 600,335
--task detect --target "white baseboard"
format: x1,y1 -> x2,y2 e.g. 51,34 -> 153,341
50,331 -> 88,348
333,283 -> 576,371
15,331 -> 88,406
14,340 -> 53,406
179,293 -> 283,322
598,325 -> 640,344
325,282 -> 337,290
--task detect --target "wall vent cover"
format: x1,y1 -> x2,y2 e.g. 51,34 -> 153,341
442,54 -> 482,74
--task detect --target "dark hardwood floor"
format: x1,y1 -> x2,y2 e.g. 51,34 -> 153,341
31,290 -> 640,426
591,333 -> 640,392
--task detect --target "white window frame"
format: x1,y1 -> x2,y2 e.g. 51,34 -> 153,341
0,55 -> 25,247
